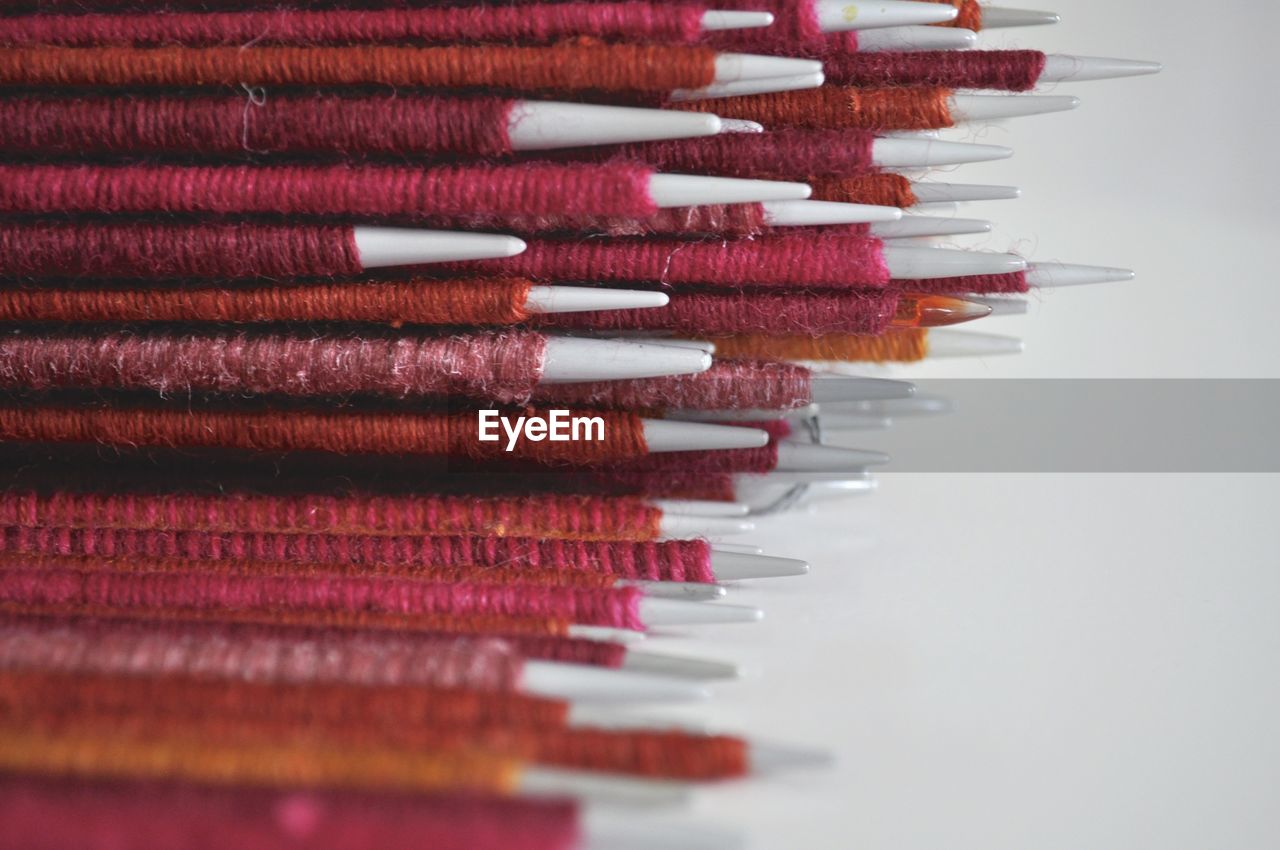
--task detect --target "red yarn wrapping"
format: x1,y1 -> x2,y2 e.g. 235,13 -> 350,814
551,128 -> 877,180
823,50 -> 1046,92
0,405 -> 649,466
0,162 -> 659,219
893,271 -> 1030,295
532,359 -> 812,411
0,4 -> 706,47
0,94 -> 519,157
450,233 -> 891,288
675,86 -> 955,130
0,222 -> 361,280
0,778 -> 579,850
539,289 -> 900,335
0,490 -> 662,542
0,567 -> 649,629
0,331 -> 550,403
0,44 -> 719,94
0,526 -> 716,583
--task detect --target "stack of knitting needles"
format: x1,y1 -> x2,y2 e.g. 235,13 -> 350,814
0,0 -> 1157,846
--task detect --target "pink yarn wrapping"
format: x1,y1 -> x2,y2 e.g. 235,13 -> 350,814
0,94 -> 519,157
0,3 -> 706,47
539,289 -> 899,334
0,567 -> 648,629
0,162 -> 659,219
449,233 -> 891,288
532,359 -> 813,411
0,777 -> 579,850
0,222 -> 361,280
0,620 -> 523,690
552,128 -> 877,180
0,331 -> 549,403
893,270 -> 1030,295
0,526 -> 717,583
823,50 -> 1047,92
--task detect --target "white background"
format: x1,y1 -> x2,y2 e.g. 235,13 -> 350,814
628,2 -> 1280,847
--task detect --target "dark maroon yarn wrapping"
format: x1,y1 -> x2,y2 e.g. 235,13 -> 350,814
0,162 -> 659,219
0,222 -> 361,280
893,270 -> 1029,295
0,94 -> 517,157
823,50 -> 1047,92
539,289 -> 899,335
531,360 -> 813,411
449,233 -> 890,288
552,128 -> 877,180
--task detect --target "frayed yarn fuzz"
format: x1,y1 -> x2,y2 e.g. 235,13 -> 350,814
0,405 -> 648,466
675,86 -> 955,130
0,162 -> 659,219
540,288 -> 899,335
0,222 -> 361,281
0,94 -> 518,157
824,50 -> 1046,92
0,3 -> 706,47
712,329 -> 930,362
452,233 -> 891,288
0,278 -> 536,326
532,359 -> 813,411
0,44 -> 719,93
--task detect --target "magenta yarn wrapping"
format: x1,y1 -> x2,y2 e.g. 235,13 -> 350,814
892,270 -> 1030,295
538,289 -> 899,335
532,359 -> 814,411
0,331 -> 550,403
0,620 -> 525,690
550,128 -> 878,180
0,3 -> 706,47
0,94 -> 520,157
0,222 -> 361,280
0,162 -> 659,219
822,50 -> 1048,92
0,567 -> 649,629
0,526 -> 717,583
449,233 -> 891,288
0,777 -> 580,850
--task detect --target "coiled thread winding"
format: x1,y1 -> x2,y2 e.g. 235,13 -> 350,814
676,86 -> 955,130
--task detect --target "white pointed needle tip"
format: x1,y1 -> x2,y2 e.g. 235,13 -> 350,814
506,101 -> 720,151
713,53 -> 822,83
761,199 -> 900,226
1039,55 -> 1163,83
750,742 -> 835,774
658,513 -> 755,538
809,375 -> 915,402
911,182 -> 1021,204
670,71 -> 824,102
872,216 -> 992,239
640,597 -> 764,627
700,9 -> 775,30
540,338 -> 708,383
980,6 -> 1062,28
622,650 -> 742,680
872,137 -> 1012,168
628,581 -> 727,602
642,419 -> 770,453
711,550 -> 809,580
855,25 -> 977,52
521,660 -> 710,703
649,173 -> 810,207
775,442 -> 891,472
816,0 -> 957,32
524,286 -> 667,315
1026,262 -> 1134,287
926,329 -> 1025,357
948,94 -> 1080,122
883,245 -> 1027,279
352,227 -> 524,268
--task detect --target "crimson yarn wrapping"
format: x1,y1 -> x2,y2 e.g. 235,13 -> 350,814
0,526 -> 716,583
450,233 -> 891,288
0,331 -> 550,403
0,568 -> 649,629
0,162 -> 660,219
0,94 -> 518,157
0,222 -> 361,280
893,270 -> 1029,295
539,289 -> 900,335
823,50 -> 1047,92
532,359 -> 813,411
0,3 -> 706,47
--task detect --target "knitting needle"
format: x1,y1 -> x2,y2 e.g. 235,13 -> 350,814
809,375 -> 919,402
981,6 -> 1061,27
520,661 -> 711,703
949,94 -> 1080,121
670,70 -> 824,102
926,329 -> 1024,356
1036,55 -> 1163,84
700,10 -> 776,29
625,581 -> 728,601
762,199 -> 902,226
524,286 -> 670,314
1026,262 -> 1134,287
657,511 -> 755,539
714,54 -> 822,82
883,245 -> 1026,278
814,0 -> 959,30
618,650 -> 741,680
821,395 -> 955,417
775,442 -> 890,471
647,173 -> 811,206
653,500 -> 751,518
969,295 -> 1028,316
856,25 -> 978,51
872,137 -> 1013,167
539,338 -> 711,382
507,101 -> 724,150
911,182 -> 1021,203
352,227 -> 526,268
641,420 -> 769,452
872,216 -> 993,238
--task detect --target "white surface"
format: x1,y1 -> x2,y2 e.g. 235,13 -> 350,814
855,25 -> 976,51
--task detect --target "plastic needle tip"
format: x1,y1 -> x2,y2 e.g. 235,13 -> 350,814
711,550 -> 810,580
775,442 -> 891,471
640,598 -> 764,626
622,650 -> 743,680
949,94 -> 1080,122
808,375 -> 916,402
980,6 -> 1062,28
700,9 -> 775,30
902,294 -> 994,328
1039,55 -> 1163,83
1026,262 -> 1135,287
750,742 -> 835,774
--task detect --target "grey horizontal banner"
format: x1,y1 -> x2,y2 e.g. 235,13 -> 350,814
832,380 -> 1280,472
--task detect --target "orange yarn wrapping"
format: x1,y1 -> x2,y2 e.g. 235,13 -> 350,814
1,603 -> 571,638
0,278 -> 535,326
921,0 -> 983,29
0,552 -> 622,591
0,490 -> 662,542
0,726 -> 520,796
0,44 -> 718,92
808,174 -> 917,208
0,669 -> 569,732
710,330 -> 929,362
0,405 -> 647,465
676,87 -> 954,130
